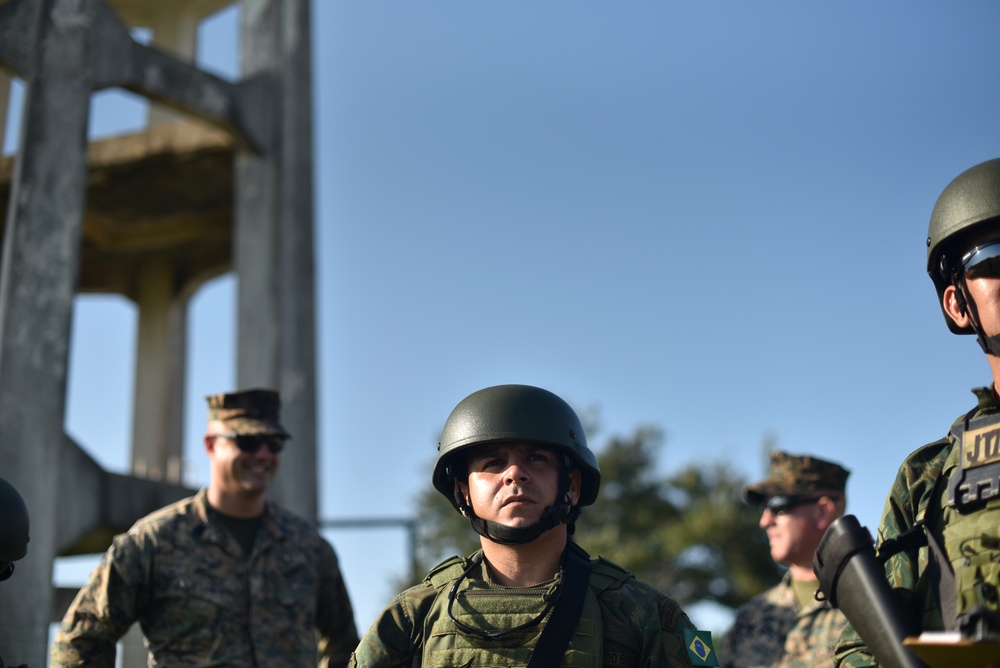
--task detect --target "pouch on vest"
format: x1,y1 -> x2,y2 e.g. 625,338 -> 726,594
941,414 -> 1000,639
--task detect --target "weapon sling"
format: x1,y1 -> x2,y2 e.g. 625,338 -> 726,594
526,542 -> 592,668
878,521 -> 957,630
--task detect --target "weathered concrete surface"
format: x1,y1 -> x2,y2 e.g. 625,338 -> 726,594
236,0 -> 318,522
0,1 -> 95,664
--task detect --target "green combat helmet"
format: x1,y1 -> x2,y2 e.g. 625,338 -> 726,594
0,477 -> 29,582
927,157 -> 1000,350
433,384 -> 601,545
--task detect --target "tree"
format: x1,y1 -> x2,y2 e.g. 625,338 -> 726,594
403,425 -> 782,613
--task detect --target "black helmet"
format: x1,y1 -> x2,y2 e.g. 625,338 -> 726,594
434,384 -> 601,545
927,157 -> 1000,334
434,384 -> 600,508
0,478 -> 29,573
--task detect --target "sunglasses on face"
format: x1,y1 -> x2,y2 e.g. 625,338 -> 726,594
210,433 -> 287,454
961,242 -> 1000,280
759,494 -> 832,516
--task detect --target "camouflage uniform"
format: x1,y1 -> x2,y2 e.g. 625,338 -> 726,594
350,548 -> 700,668
51,488 -> 358,667
721,571 -> 846,668
722,451 -> 850,668
833,387 -> 999,667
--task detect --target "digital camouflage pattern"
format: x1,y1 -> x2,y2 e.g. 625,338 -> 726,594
206,388 -> 289,436
833,387 -> 1000,667
721,572 -> 847,668
743,451 -> 851,506
350,549 -> 700,668
50,489 -> 359,668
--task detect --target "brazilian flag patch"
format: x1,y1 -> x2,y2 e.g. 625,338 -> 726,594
683,628 -> 719,667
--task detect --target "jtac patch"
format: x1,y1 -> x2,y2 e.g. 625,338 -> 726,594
683,628 -> 718,667
948,411 -> 1000,510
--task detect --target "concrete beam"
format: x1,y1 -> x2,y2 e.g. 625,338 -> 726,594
0,0 -> 270,153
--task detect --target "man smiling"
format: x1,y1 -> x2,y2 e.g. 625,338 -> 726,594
52,389 -> 359,667
350,383 -> 715,668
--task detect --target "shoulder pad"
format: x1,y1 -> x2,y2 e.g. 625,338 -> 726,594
425,555 -> 470,588
589,556 -> 632,592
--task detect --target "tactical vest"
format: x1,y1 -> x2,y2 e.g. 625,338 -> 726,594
941,412 -> 1000,624
419,552 -> 630,667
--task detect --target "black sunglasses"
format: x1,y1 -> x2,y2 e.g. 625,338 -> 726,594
210,433 -> 288,454
961,242 -> 1000,280
759,494 -> 833,516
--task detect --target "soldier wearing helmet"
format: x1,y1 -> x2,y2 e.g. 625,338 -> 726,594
350,384 -> 717,668
835,159 -> 1000,666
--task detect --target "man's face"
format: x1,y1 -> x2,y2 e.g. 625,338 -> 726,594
946,231 -> 1000,337
457,441 -> 580,528
758,496 -> 829,568
206,420 -> 281,497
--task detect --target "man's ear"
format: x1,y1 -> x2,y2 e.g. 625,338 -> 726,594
456,480 -> 472,516
815,496 -> 840,531
944,284 -> 972,329
568,469 -> 582,506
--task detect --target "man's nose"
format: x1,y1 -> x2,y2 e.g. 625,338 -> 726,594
503,461 -> 529,483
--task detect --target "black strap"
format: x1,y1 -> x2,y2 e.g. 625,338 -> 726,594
877,520 -> 958,631
924,526 -> 958,630
526,543 -> 592,668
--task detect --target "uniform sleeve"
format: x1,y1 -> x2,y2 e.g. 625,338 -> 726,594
834,456 -> 928,668
317,538 -> 361,668
349,589 -> 429,668
650,595 -> 698,668
718,608 -> 747,668
49,533 -> 151,668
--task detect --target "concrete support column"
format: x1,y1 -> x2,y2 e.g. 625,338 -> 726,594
236,0 -> 317,521
146,8 -> 198,127
131,258 -> 188,484
0,0 -> 92,665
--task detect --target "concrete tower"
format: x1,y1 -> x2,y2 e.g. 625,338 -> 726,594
0,0 -> 317,664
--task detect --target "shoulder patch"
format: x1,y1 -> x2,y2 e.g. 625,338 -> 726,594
683,629 -> 719,667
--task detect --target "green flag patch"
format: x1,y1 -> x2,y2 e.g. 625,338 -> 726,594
683,628 -> 719,667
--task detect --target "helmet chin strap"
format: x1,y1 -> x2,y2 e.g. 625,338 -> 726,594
454,469 -> 581,546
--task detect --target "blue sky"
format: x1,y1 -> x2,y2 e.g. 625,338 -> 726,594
8,0 -> 1000,635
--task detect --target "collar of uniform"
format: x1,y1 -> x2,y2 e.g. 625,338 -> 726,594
972,385 -> 1000,413
468,550 -> 559,593
191,488 -> 285,553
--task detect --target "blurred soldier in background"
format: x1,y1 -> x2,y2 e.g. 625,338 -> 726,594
835,158 -> 1000,666
51,388 -> 359,667
0,477 -> 29,668
350,384 -> 716,667
721,450 -> 849,668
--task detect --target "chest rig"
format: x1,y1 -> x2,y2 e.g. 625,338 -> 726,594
419,550 -> 628,667
943,410 -> 1000,638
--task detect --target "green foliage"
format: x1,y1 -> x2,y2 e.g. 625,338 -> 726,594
402,425 -> 782,612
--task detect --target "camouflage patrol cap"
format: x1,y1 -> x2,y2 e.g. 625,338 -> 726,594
743,450 -> 850,506
205,388 -> 289,437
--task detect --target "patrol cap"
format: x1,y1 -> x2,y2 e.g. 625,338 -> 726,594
743,450 -> 850,506
205,388 -> 289,437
